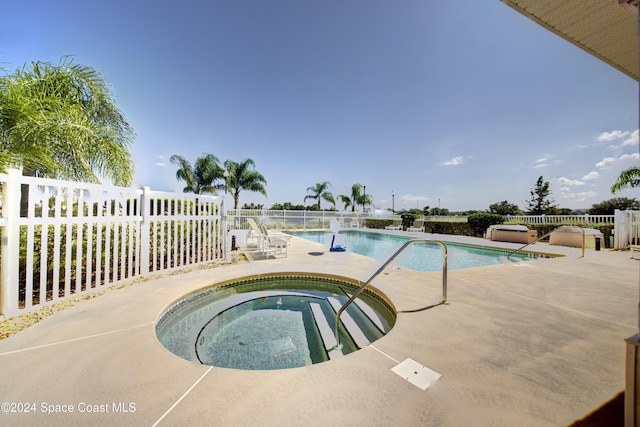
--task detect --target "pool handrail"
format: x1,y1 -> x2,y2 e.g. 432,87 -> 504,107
333,239 -> 448,350
506,225 -> 584,259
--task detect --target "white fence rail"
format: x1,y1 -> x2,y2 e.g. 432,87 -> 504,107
0,170 -> 226,318
228,210 -> 616,229
506,214 -> 615,225
227,209 -> 374,230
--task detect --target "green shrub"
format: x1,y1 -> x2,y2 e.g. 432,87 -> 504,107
400,212 -> 418,230
423,221 -> 474,236
363,218 -> 394,229
467,213 -> 504,236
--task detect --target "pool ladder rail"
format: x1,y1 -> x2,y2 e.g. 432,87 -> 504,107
333,239 -> 449,351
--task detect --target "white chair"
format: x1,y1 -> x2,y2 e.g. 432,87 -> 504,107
407,220 -> 425,233
245,218 -> 288,258
385,220 -> 403,231
246,218 -> 265,249
259,224 -> 290,257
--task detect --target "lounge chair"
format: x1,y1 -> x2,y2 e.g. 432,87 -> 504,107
246,218 -> 264,248
246,218 -> 288,257
407,220 -> 425,233
259,224 -> 289,257
349,219 -> 360,229
385,220 -> 403,231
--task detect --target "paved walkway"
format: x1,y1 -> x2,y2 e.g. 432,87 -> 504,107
0,232 -> 637,426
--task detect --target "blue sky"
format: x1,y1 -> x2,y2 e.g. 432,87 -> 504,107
2,0 -> 638,212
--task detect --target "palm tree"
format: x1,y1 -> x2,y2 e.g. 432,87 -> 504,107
170,153 -> 223,194
611,166 -> 640,194
0,57 -> 134,185
223,158 -> 267,209
339,183 -> 373,212
304,181 -> 335,210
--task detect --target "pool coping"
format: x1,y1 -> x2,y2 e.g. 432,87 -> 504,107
0,232 -> 636,426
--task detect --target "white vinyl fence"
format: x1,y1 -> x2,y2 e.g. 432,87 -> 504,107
227,209 -> 373,230
506,214 -> 615,225
0,170 -> 227,318
614,209 -> 640,249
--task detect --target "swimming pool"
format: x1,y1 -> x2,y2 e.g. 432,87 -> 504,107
155,273 -> 396,370
286,230 -> 543,271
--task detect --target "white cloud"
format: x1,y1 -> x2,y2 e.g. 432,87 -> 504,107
595,157 -> 616,169
557,177 -> 584,186
561,191 -> 597,201
400,194 -> 430,202
581,171 -> 599,180
620,152 -> 640,162
596,130 -> 630,142
155,155 -> 166,167
596,153 -> 639,170
441,156 -> 464,166
622,129 -> 639,147
533,157 -> 549,168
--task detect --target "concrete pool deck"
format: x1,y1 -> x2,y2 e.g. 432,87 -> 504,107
0,232 -> 637,426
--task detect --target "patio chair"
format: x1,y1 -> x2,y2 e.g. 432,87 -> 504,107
385,219 -> 403,231
245,218 -> 288,258
246,218 -> 265,248
407,220 -> 425,233
259,224 -> 291,254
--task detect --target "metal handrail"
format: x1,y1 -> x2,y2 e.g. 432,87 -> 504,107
333,239 -> 448,350
506,225 -> 585,259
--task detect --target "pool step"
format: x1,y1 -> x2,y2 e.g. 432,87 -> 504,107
327,297 -> 371,349
343,292 -> 386,334
309,303 -> 342,359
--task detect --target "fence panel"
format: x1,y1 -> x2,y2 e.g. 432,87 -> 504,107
506,214 -> 615,225
227,210 -> 371,230
0,173 -> 226,318
614,209 -> 640,249
143,190 -> 223,274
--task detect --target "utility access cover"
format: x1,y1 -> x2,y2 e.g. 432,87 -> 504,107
391,358 -> 441,390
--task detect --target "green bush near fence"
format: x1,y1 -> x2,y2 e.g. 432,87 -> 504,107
364,218 -> 395,229
467,213 -> 504,236
364,218 -> 475,236
423,221 -> 475,236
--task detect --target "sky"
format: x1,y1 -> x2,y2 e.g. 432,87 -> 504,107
1,0 -> 638,212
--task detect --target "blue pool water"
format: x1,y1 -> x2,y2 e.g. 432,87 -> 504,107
286,230 -> 542,271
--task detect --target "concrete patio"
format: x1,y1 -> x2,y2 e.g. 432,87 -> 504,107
0,232 -> 637,426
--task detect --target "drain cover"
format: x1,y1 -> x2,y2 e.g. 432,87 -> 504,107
391,358 -> 441,390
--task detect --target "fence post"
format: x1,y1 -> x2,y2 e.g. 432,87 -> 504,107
1,169 -> 22,318
221,195 -> 229,262
139,187 -> 151,276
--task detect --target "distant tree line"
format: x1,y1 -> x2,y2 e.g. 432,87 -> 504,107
486,175 -> 640,216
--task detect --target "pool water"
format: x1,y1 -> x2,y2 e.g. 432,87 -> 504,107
155,274 -> 396,370
286,230 -> 542,271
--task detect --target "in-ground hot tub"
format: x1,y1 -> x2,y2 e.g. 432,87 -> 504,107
155,273 -> 396,370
